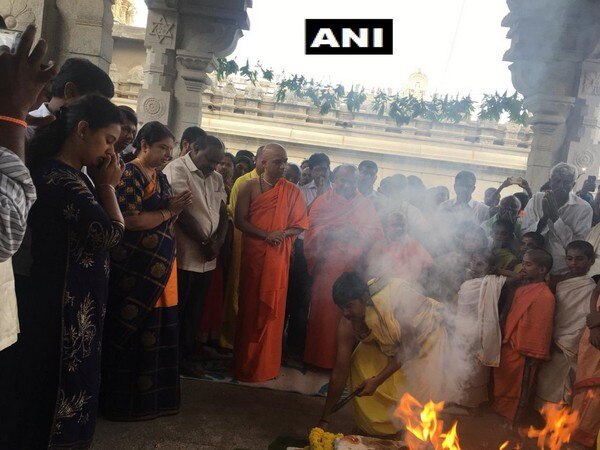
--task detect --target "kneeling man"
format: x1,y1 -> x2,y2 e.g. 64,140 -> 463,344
317,272 -> 451,436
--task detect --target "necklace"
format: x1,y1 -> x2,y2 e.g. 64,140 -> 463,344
261,175 -> 274,187
134,158 -> 155,180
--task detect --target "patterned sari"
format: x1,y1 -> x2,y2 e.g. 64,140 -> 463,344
0,160 -> 124,449
101,162 -> 180,421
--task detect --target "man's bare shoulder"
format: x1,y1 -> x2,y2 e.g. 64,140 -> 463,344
239,177 -> 260,191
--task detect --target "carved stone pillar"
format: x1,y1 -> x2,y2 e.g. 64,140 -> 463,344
0,0 -> 114,70
566,60 -> 600,182
503,0 -> 600,189
139,0 -> 250,138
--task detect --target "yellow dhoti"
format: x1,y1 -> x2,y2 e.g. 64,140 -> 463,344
219,169 -> 259,349
219,227 -> 242,349
349,340 -> 407,436
348,278 -> 453,436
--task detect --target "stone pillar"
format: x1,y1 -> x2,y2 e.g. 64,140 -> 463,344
503,0 -> 600,189
0,0 -> 114,70
138,0 -> 250,138
566,60 -> 600,182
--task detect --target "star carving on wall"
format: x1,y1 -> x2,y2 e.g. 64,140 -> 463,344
150,15 -> 174,44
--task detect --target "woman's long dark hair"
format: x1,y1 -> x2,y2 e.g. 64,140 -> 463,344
27,94 -> 123,169
131,121 -> 175,156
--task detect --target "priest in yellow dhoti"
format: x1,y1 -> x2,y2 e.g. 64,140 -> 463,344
317,272 -> 452,436
219,147 -> 264,349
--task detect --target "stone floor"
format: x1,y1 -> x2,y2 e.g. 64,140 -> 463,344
92,379 -> 355,449
92,379 -> 586,450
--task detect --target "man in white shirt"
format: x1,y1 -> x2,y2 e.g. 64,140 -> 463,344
522,162 -> 593,274
163,135 -> 228,372
439,170 -> 490,225
300,152 -> 332,209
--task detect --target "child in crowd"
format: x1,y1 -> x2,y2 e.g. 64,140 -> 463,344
535,241 -> 596,408
493,249 -> 555,424
507,231 -> 545,273
455,252 -> 506,410
491,219 -> 518,270
427,223 -> 489,305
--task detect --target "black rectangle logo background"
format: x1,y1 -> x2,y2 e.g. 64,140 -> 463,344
305,19 -> 393,55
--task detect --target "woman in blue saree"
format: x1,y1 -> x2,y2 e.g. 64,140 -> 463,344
101,121 -> 192,421
7,95 -> 125,449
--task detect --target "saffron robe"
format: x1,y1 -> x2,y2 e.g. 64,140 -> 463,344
572,294 -> 600,447
367,236 -> 432,284
455,275 -> 505,407
304,190 -> 383,369
350,278 -> 452,435
220,169 -> 258,349
232,179 -> 308,382
493,282 -> 555,421
535,276 -> 596,407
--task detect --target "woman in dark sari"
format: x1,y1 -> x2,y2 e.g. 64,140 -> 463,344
16,95 -> 125,449
101,122 -> 192,421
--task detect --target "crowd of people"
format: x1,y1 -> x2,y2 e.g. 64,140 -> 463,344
1,25 -> 600,449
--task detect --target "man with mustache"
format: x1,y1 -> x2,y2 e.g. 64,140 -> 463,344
522,163 -> 593,274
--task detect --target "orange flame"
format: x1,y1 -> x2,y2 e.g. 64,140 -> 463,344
394,393 -> 461,450
499,441 -> 509,450
527,404 -> 579,450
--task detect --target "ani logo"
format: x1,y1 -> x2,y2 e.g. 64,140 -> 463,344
305,19 -> 393,55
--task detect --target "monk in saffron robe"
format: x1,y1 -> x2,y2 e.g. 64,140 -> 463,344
493,249 -> 555,423
304,165 -> 383,369
535,241 -> 596,408
220,147 -> 264,349
232,144 -> 308,382
572,281 -> 600,447
366,211 -> 432,287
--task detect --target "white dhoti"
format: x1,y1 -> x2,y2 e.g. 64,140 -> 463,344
535,276 -> 596,407
454,275 -> 505,407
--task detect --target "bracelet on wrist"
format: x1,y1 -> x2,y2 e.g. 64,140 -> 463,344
97,184 -> 116,193
0,115 -> 27,128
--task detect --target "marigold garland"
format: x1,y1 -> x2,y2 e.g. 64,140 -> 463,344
308,427 -> 343,450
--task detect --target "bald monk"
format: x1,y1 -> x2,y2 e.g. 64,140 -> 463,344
304,165 -> 383,369
232,144 -> 309,382
220,147 -> 265,349
493,249 -> 556,424
571,282 -> 600,447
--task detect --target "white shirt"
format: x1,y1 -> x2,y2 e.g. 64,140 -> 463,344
439,198 -> 490,225
163,154 -> 227,273
298,179 -> 331,240
522,192 -> 593,274
300,179 -> 332,208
